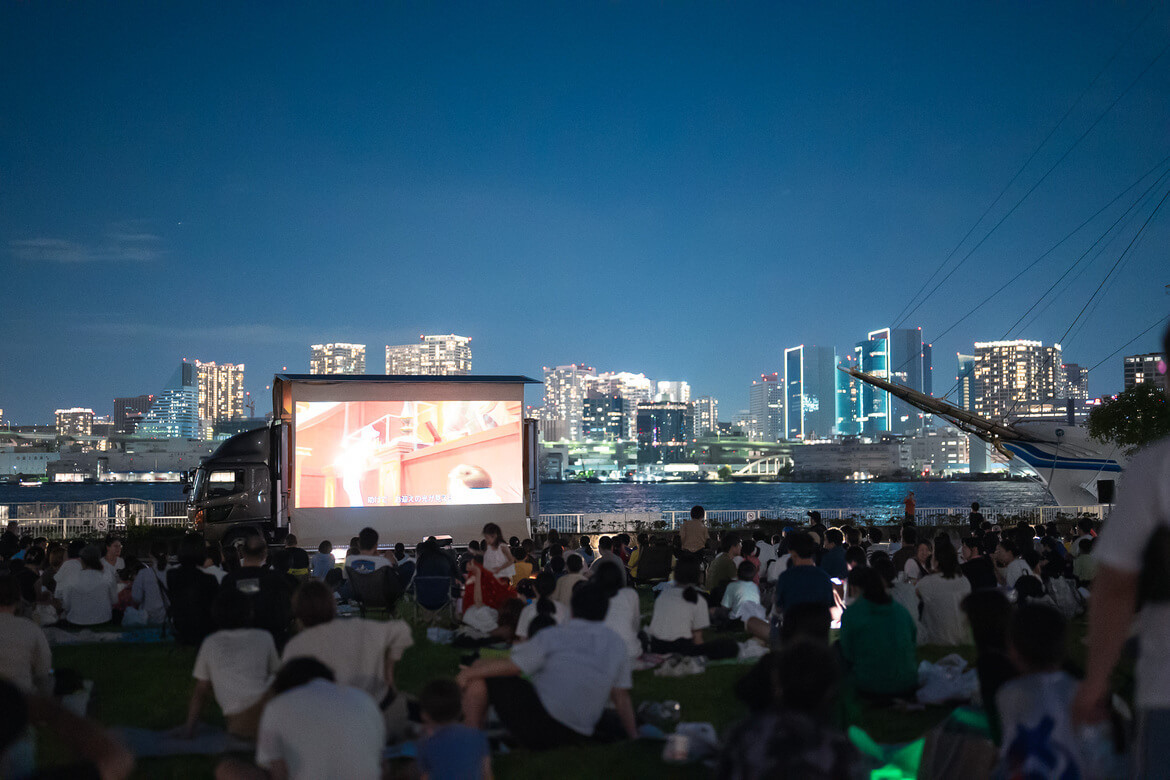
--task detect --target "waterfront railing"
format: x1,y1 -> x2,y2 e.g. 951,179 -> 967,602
0,499 -> 1107,539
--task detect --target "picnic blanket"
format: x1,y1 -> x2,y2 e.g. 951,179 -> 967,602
115,726 -> 253,757
43,627 -> 171,645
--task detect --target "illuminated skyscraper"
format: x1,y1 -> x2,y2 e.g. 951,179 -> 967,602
310,343 -> 366,375
692,396 -> 719,437
194,361 -> 245,425
835,353 -> 861,436
138,363 -> 202,439
55,408 -> 94,437
784,345 -> 837,440
973,340 -> 1062,420
594,372 -> 655,438
957,354 -> 975,411
582,392 -> 626,441
748,374 -> 784,442
854,328 -> 933,434
114,394 -> 154,434
1124,352 -> 1164,390
655,381 -> 691,403
636,401 -> 693,463
1062,363 -> 1089,400
541,364 -> 597,442
385,334 -> 472,375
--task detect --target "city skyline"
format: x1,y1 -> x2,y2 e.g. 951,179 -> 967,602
3,3 -> 1169,422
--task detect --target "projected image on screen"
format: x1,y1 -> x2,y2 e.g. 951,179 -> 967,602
293,400 -> 523,508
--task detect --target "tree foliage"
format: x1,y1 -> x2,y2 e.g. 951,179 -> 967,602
1088,382 -> 1170,455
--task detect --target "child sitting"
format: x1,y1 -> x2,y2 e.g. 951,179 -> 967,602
720,560 -> 765,623
310,541 -> 334,580
416,678 -> 491,780
996,603 -> 1084,777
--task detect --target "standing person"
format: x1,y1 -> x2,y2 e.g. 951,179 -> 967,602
481,523 -> 516,582
679,505 -> 709,559
1073,323 -> 1170,775
903,491 -> 916,524
968,503 -> 986,534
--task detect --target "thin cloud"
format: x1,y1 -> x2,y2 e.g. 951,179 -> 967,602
10,228 -> 164,263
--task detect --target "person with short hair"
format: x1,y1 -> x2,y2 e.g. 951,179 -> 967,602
416,678 -> 492,780
167,534 -> 220,647
968,502 -> 985,534
993,540 -> 1030,588
282,535 -> 310,575
960,536 -> 998,591
771,532 -> 834,618
587,536 -> 627,583
221,533 -> 293,648
705,533 -> 741,597
551,554 -> 587,606
0,575 -> 52,696
679,505 -> 709,556
182,588 -> 279,739
839,567 -> 917,698
100,536 -> 125,585
282,580 -> 414,741
721,560 -> 763,621
309,541 -> 334,580
345,527 -> 393,573
997,604 -> 1084,777
217,658 -> 384,780
58,545 -> 118,626
457,584 -> 637,750
819,528 -> 848,580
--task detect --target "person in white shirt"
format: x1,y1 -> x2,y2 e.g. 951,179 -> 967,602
58,545 -> 118,626
131,543 -> 170,625
516,572 -> 568,639
282,580 -> 414,741
52,540 -> 85,595
593,561 -> 643,658
721,560 -> 764,622
182,588 -> 279,739
1069,518 -> 1095,558
345,527 -> 394,574
647,559 -> 711,654
100,537 -> 125,584
915,544 -> 972,646
217,658 -> 384,780
994,540 -> 1032,589
0,575 -> 52,696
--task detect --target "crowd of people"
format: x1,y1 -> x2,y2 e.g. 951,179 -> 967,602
0,497 -> 1145,777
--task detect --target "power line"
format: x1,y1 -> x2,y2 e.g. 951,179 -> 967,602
888,3 -> 1161,330
1088,314 -> 1170,373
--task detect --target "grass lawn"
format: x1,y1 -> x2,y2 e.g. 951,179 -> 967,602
37,593 -> 1080,779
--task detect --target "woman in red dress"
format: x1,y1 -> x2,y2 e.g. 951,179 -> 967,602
465,556 -> 516,611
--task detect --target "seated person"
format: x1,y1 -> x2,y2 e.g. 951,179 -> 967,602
282,535 -> 310,576
838,567 -> 918,699
0,575 -> 52,696
167,534 -> 221,647
551,554 -> 588,606
345,527 -> 393,573
464,556 -> 517,612
309,541 -> 334,580
593,561 -> 643,659
282,580 -> 414,741
516,572 -> 568,640
915,544 -> 972,646
704,533 -> 741,601
417,679 -> 491,780
961,590 -> 1016,743
719,639 -> 860,777
182,588 -> 279,739
645,559 -> 735,659
222,534 -> 294,648
456,584 -> 638,751
58,545 -> 118,627
721,560 -> 763,621
218,658 -> 384,780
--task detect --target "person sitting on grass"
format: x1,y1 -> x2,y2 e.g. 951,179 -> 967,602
282,579 -> 414,742
416,678 -> 492,780
309,541 -> 334,580
838,566 -> 918,701
721,560 -> 763,622
282,535 -> 310,576
1072,538 -> 1095,586
705,533 -> 741,602
997,604 -> 1084,777
0,574 -> 52,697
646,559 -> 738,659
961,590 -> 1016,744
456,584 -> 638,751
58,544 -> 118,627
915,543 -> 972,646
217,658 -> 384,780
167,534 -> 221,647
718,639 -> 860,778
551,553 -> 587,606
594,560 -> 643,660
516,571 -> 567,640
819,528 -> 848,581
182,588 -> 279,740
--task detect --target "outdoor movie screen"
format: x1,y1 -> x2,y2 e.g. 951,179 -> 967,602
292,400 -> 523,509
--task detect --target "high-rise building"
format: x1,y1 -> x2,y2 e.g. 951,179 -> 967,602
310,343 -> 366,375
854,328 -> 933,434
113,394 -> 155,434
55,408 -> 94,437
194,361 -> 245,426
636,401 -> 693,463
581,393 -> 626,441
692,396 -> 719,436
973,340 -> 1062,420
1124,352 -> 1165,390
541,364 -> 597,442
835,353 -> 861,436
957,354 -> 976,411
748,374 -> 784,442
137,388 -> 200,439
385,334 -> 472,375
594,372 -> 656,438
655,381 -> 691,403
784,345 -> 837,440
1062,363 -> 1089,400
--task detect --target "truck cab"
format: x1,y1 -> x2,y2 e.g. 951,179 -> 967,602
187,425 -> 280,544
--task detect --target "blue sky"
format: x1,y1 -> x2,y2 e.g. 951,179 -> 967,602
2,2 -> 1168,423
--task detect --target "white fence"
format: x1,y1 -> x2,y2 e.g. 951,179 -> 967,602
0,499 -> 1107,539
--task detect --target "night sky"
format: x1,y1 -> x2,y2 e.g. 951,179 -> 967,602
2,2 -> 1168,423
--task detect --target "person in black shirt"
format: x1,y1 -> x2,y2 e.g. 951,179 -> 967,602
220,533 -> 293,649
960,536 -> 998,591
282,535 -> 311,572
167,535 -> 220,646
968,503 -> 986,534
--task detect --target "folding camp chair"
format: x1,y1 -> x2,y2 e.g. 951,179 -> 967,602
345,566 -> 403,618
408,575 -> 457,624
